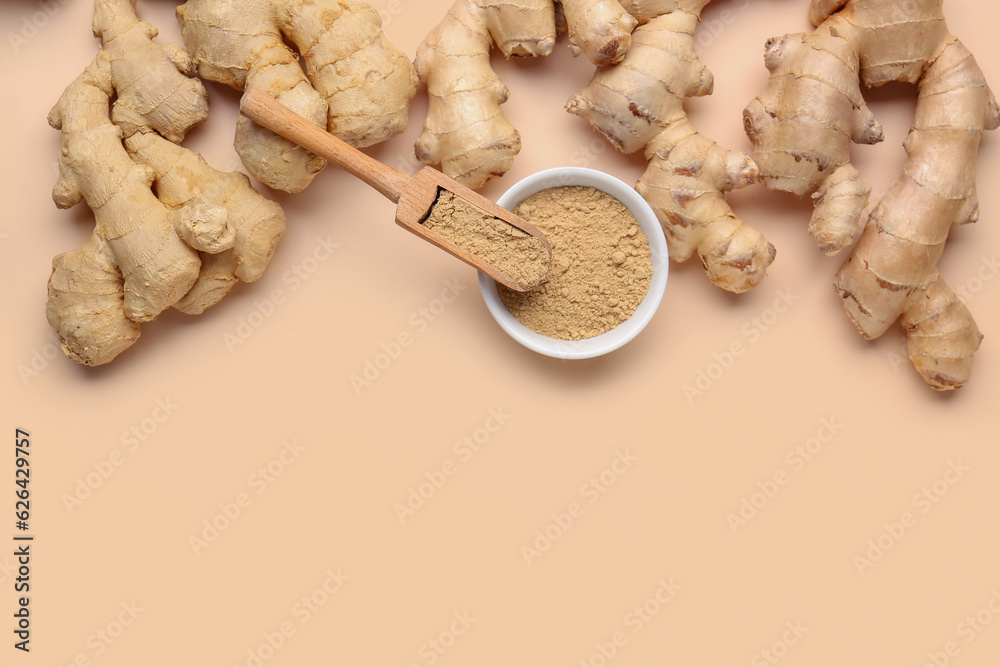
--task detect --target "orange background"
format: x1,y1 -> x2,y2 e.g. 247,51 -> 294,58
3,1 -> 999,665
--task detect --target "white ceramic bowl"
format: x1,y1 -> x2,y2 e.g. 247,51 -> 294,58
478,167 -> 669,359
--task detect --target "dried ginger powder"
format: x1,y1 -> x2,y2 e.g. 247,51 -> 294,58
423,190 -> 549,288
498,186 -> 652,340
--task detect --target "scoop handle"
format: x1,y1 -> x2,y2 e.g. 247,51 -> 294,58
240,89 -> 410,203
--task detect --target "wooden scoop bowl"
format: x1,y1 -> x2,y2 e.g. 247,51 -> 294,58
240,89 -> 551,291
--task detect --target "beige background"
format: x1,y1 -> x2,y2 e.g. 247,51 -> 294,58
3,0 -> 1000,665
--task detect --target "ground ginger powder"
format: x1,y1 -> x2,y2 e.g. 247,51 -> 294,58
423,190 -> 549,288
498,186 -> 653,340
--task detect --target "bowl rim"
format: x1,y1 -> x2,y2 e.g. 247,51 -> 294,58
478,167 -> 669,360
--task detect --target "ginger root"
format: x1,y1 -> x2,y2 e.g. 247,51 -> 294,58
568,1 -> 774,293
744,0 -> 1000,389
93,0 -> 208,143
414,0 -> 636,190
123,132 -> 285,316
177,0 -> 418,193
417,0 -> 770,292
48,0 -> 285,366
49,54 -> 198,363
743,31 -> 882,255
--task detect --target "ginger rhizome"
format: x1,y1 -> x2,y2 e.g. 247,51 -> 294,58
417,0 -> 773,293
744,0 -> 1000,389
414,0 -> 637,190
123,132 -> 285,316
177,0 -> 418,193
48,0 -> 285,366
568,0 -> 774,294
743,31 -> 882,255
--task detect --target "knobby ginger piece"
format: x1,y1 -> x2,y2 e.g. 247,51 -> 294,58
744,0 -> 999,389
413,0 -> 635,190
568,1 -> 774,293
47,0 -> 286,365
178,0 -> 418,193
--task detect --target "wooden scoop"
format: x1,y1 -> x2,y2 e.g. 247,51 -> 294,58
240,89 -> 551,291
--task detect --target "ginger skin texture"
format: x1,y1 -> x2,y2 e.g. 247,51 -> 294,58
93,0 -> 208,143
744,0 -> 1000,390
414,0 -> 637,190
177,0 -> 418,193
123,132 -> 285,316
568,0 -> 773,294
48,0 -> 285,366
418,0 -> 773,293
49,54 -> 199,363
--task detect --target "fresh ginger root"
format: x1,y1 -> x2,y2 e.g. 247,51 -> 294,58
744,0 -> 1000,389
416,0 -> 771,291
48,0 -> 286,365
93,0 -> 208,143
177,0 -> 418,193
562,0 -> 637,64
49,54 -> 201,364
414,0 -> 637,189
123,132 -> 285,316
743,31 -> 882,255
568,1 -> 774,293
